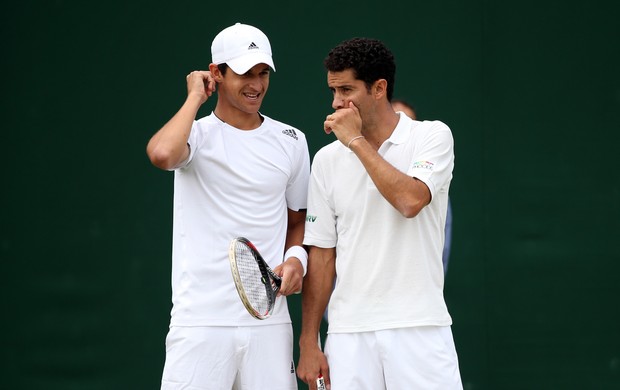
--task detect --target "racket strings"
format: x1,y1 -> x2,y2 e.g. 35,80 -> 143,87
234,244 -> 273,316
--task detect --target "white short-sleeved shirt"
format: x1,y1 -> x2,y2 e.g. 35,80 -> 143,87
170,113 -> 310,327
304,113 -> 454,333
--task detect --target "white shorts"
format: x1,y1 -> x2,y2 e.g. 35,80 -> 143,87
324,326 -> 462,390
161,325 -> 297,390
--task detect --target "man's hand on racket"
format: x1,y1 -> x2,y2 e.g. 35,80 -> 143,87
324,101 -> 364,148
185,70 -> 216,105
272,257 -> 303,296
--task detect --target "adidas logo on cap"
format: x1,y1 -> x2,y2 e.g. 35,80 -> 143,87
248,42 -> 259,50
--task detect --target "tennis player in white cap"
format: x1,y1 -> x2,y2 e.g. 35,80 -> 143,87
147,23 -> 310,390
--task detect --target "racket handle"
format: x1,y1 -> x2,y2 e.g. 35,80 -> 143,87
316,375 -> 326,390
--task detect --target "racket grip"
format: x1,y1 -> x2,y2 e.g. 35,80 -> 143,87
316,375 -> 326,390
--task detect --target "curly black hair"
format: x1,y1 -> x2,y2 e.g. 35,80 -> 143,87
323,38 -> 396,101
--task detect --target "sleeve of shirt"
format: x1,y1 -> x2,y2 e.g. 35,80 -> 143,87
303,153 -> 337,248
406,120 -> 454,199
286,132 -> 311,212
174,120 -> 203,170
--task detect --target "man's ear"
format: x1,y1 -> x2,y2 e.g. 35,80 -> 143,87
373,79 -> 388,100
209,63 -> 224,82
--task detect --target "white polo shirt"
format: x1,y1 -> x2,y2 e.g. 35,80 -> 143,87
170,113 -> 310,327
304,113 -> 454,333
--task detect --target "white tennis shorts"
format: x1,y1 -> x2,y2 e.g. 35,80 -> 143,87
324,326 -> 462,390
161,325 -> 297,390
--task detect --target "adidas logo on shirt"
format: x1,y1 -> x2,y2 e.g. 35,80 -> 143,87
282,128 -> 298,140
248,42 -> 259,50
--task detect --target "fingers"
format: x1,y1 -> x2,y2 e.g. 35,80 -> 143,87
276,259 -> 304,295
298,358 -> 330,389
324,107 -> 362,145
186,70 -> 216,97
318,364 -> 331,390
323,112 -> 341,134
279,276 -> 302,296
324,115 -> 333,134
186,70 -> 212,80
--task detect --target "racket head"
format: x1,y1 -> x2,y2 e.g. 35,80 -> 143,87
229,237 -> 280,320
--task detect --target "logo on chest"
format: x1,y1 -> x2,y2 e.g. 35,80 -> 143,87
282,128 -> 298,140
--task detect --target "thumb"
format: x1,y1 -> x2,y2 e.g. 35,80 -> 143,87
272,263 -> 283,275
348,101 -> 360,113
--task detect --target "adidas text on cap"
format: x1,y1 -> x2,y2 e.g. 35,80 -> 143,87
211,23 -> 276,74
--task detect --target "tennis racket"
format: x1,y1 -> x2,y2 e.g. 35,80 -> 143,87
228,237 -> 282,320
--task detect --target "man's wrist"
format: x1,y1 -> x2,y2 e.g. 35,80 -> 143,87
284,245 -> 308,276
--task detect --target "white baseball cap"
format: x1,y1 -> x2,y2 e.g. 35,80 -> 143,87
211,23 -> 276,74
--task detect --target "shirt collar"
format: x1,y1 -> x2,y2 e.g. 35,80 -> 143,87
387,112 -> 413,145
345,112 -> 413,152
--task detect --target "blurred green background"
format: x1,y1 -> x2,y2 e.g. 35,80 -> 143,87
2,0 -> 619,389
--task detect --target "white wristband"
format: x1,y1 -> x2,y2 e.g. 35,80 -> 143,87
284,245 -> 308,276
